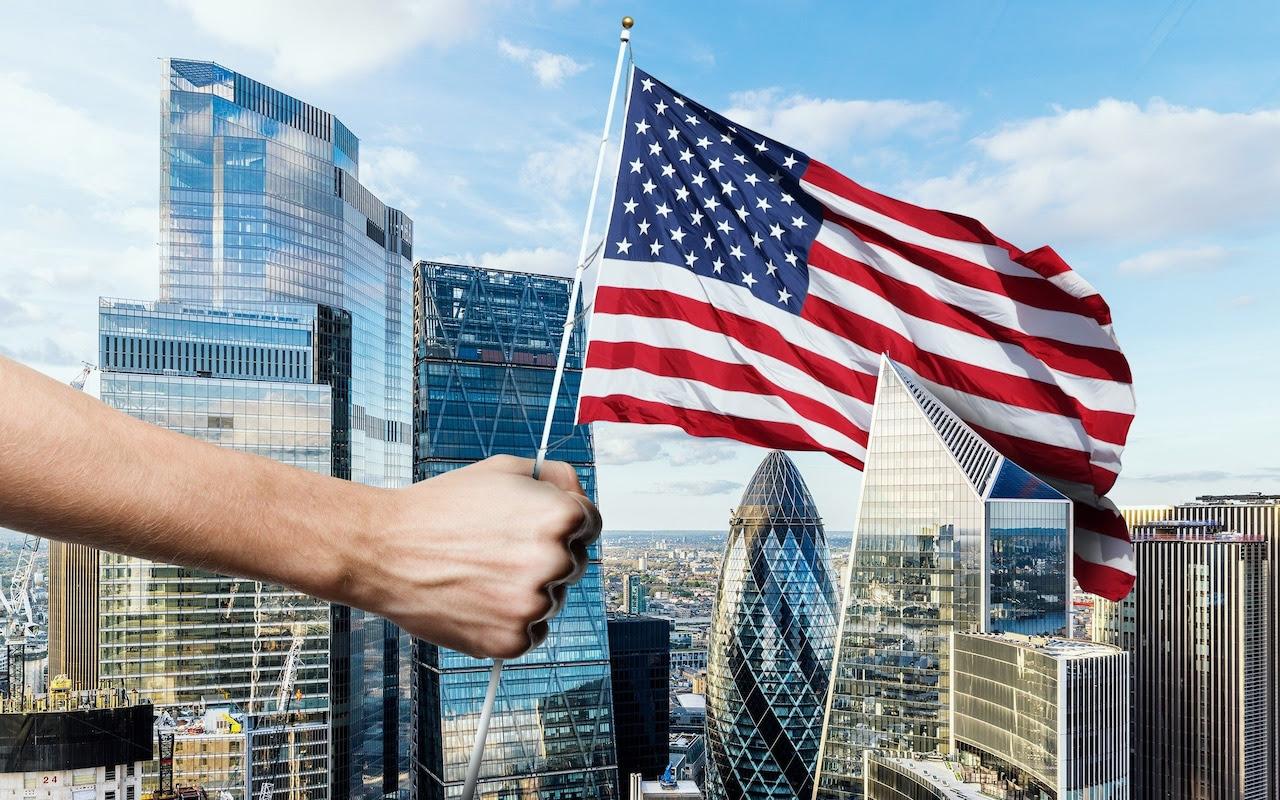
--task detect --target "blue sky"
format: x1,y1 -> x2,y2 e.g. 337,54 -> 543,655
2,1 -> 1278,532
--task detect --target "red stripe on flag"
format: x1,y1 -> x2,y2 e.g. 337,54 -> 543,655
800,294 -> 1134,445
819,206 -> 1115,325
806,242 -> 1132,382
593,285 -> 880,402
584,340 -> 871,448
579,395 -> 866,469
1073,554 -> 1134,602
804,160 -> 1072,278
971,423 -> 1119,496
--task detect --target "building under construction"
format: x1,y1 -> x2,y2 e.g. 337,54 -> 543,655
0,676 -> 152,798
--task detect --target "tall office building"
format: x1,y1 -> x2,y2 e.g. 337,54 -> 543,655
948,633 -> 1128,799
704,451 -> 840,800
97,298 -> 335,798
623,575 -> 648,615
86,59 -> 413,800
412,262 -> 617,799
1094,502 -> 1278,800
47,539 -> 98,688
606,615 -> 670,785
814,358 -> 1072,799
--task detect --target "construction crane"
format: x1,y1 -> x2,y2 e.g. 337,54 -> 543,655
255,628 -> 304,800
69,361 -> 97,391
0,533 -> 41,699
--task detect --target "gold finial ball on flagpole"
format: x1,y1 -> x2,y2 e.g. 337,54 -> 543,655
622,16 -> 634,29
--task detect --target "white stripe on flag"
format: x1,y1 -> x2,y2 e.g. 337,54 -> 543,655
580,366 -> 870,461
806,261 -> 1134,416
585,311 -> 874,424
815,222 -> 1121,350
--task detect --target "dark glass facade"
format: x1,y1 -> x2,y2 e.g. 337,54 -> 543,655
606,616 -> 670,784
705,451 -> 840,800
814,358 -> 1071,799
412,262 -> 617,799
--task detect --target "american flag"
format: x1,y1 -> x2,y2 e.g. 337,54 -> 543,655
578,68 -> 1136,601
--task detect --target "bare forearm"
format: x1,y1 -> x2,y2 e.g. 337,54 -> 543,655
0,355 -> 365,598
0,355 -> 602,659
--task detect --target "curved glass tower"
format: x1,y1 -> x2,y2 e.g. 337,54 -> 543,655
705,451 -> 840,800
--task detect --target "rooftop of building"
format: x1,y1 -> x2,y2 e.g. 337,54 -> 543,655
1132,519 -> 1264,542
870,754 -> 989,799
669,732 -> 702,750
674,693 -> 706,711
635,780 -> 702,799
1189,493 -> 1280,506
0,679 -> 150,715
955,632 -> 1124,660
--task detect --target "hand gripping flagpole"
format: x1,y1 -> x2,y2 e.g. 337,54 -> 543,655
460,17 -> 634,800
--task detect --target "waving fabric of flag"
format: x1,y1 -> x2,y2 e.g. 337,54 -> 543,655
577,67 -> 1136,601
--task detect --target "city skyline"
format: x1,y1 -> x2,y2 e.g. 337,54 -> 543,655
3,1 -> 1279,535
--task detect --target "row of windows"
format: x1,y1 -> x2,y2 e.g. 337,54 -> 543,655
102,336 -> 311,382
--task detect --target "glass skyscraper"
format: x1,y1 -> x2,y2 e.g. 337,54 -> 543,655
88,58 -> 414,800
412,262 -> 617,799
97,298 -> 336,799
814,357 -> 1072,800
704,450 -> 840,800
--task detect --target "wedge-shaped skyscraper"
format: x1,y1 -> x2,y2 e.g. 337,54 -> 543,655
814,358 -> 1073,799
705,451 -> 840,800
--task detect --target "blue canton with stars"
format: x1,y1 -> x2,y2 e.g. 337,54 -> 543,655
606,68 -> 824,315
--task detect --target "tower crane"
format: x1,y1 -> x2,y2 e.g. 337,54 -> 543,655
255,627 -> 304,800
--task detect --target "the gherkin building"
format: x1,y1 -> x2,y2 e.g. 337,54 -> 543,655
705,451 -> 840,800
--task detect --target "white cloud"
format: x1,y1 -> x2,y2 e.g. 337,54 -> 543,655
359,145 -> 425,214
498,39 -> 587,89
907,99 -> 1280,245
639,480 -> 743,497
0,73 -> 152,203
470,247 -> 577,279
1117,245 -> 1241,276
0,295 -> 48,325
519,133 -> 599,200
0,337 -> 81,366
594,424 -> 748,467
169,0 -> 491,84
724,90 -> 962,159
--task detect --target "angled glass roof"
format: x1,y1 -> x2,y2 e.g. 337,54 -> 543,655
733,450 -> 823,530
880,358 -> 1063,502
988,458 -> 1066,500
882,359 -> 1000,497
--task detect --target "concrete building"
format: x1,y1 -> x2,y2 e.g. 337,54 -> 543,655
0,684 -> 150,800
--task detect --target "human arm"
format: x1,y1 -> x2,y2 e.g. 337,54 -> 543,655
0,354 -> 600,660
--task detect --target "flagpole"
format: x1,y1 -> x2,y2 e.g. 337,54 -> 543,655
533,16 -> 632,480
460,17 -> 633,800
